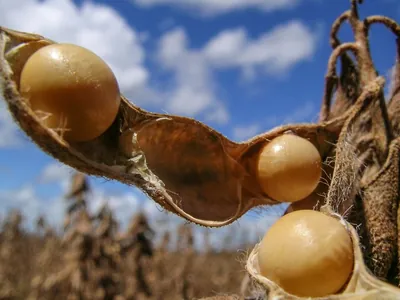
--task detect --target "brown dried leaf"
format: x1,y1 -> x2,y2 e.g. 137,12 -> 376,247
324,77 -> 386,214
323,73 -> 397,280
389,39 -> 400,137
359,137 -> 400,281
330,52 -> 360,120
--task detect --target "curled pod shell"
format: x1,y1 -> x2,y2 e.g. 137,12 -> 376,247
330,52 -> 360,121
245,209 -> 400,300
388,38 -> 400,137
0,26 -> 351,227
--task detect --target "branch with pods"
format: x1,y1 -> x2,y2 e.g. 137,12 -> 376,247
2,0 -> 400,298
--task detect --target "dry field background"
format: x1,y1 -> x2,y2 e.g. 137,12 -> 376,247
0,172 -> 254,300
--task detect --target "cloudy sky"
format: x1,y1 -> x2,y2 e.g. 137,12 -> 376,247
0,0 -> 399,248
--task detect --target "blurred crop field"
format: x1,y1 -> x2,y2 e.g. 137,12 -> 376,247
0,172 -> 255,300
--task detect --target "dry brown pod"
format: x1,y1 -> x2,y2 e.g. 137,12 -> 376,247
246,209 -> 400,300
246,74 -> 400,297
388,38 -> 400,137
0,26 -> 352,227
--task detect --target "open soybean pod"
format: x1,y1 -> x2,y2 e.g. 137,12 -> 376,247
246,210 -> 400,300
0,26 -> 349,227
245,73 -> 400,299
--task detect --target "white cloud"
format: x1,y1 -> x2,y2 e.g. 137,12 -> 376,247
0,0 -> 149,104
157,28 -> 230,123
156,22 -> 318,123
88,187 -> 143,225
204,28 -> 248,66
0,184 -> 66,230
39,162 -> 74,184
231,101 -> 318,143
204,21 -> 318,75
134,0 -> 302,16
265,101 -> 318,128
232,124 -> 261,141
0,0 -> 319,128
38,162 -> 75,193
281,101 -> 318,124
0,102 -> 26,148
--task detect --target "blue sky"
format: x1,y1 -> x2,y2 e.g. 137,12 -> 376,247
0,0 -> 399,248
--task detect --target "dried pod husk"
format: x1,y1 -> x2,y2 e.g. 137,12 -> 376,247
285,76 -> 389,218
352,67 -> 397,281
330,52 -> 361,121
324,50 -> 396,282
358,137 -> 400,283
315,69 -> 400,285
245,210 -> 400,300
388,38 -> 400,137
0,26 -> 351,227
